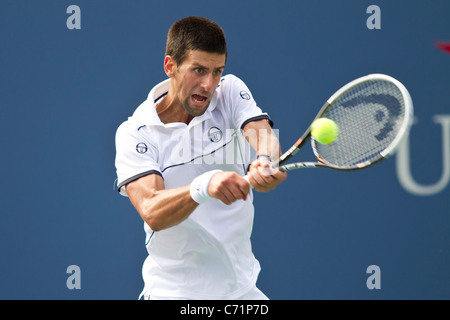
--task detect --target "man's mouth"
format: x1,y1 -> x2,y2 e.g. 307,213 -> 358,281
192,94 -> 208,104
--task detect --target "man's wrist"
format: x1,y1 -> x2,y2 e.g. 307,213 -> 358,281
256,154 -> 272,162
190,170 -> 222,204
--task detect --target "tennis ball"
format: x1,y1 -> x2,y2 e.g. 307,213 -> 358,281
311,118 -> 339,145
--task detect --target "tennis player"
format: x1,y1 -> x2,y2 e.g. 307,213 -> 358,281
115,16 -> 286,300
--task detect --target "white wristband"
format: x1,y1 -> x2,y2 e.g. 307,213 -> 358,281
190,170 -> 222,204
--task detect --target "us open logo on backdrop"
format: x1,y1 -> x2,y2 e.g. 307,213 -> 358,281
208,127 -> 223,142
136,142 -> 148,154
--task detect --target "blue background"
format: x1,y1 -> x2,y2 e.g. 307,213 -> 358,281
1,0 -> 449,299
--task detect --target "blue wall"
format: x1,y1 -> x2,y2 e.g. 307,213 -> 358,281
0,0 -> 449,299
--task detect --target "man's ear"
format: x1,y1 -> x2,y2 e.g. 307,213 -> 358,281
164,56 -> 176,78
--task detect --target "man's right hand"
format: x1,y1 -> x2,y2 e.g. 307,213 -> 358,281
207,171 -> 251,205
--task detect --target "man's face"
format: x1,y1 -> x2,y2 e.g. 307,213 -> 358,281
170,50 -> 226,117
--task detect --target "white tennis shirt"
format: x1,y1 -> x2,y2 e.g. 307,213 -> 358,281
115,74 -> 272,299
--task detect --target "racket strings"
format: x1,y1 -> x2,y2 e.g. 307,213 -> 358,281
313,80 -> 407,168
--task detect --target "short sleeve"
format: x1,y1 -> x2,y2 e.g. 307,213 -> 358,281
115,121 -> 161,197
222,75 -> 273,130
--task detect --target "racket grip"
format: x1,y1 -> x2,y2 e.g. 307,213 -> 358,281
244,162 -> 283,189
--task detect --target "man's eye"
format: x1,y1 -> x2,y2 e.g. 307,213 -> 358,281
213,70 -> 223,76
194,68 -> 204,74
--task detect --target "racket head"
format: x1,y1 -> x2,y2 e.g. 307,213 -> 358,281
310,74 -> 414,170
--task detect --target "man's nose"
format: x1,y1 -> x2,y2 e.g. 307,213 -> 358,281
200,73 -> 214,92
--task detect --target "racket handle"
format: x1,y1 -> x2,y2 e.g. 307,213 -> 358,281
243,162 -> 283,189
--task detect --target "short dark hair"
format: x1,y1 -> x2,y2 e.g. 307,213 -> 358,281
166,16 -> 227,65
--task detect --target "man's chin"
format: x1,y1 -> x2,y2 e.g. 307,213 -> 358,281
185,102 -> 210,117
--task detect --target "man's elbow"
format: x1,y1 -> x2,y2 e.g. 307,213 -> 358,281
141,209 -> 165,232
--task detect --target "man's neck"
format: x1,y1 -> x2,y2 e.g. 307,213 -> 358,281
155,91 -> 193,125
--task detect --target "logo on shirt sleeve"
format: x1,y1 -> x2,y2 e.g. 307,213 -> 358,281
240,91 -> 251,100
136,142 -> 148,154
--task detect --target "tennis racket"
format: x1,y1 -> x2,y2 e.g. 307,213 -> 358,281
269,73 -> 413,172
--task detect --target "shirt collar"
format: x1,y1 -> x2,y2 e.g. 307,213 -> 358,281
131,78 -> 218,128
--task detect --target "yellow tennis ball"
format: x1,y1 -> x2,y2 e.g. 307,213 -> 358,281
311,118 -> 339,145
